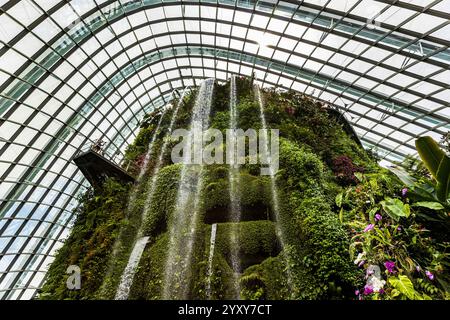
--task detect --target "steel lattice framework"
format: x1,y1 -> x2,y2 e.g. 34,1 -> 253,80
0,0 -> 449,300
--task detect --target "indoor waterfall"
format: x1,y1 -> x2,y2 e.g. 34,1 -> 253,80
114,89 -> 188,300
98,105 -> 169,297
40,76 -> 398,301
162,79 -> 215,299
114,236 -> 149,300
228,75 -> 243,299
254,83 -> 294,296
205,223 -> 217,298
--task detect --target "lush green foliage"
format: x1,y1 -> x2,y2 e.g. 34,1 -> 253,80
337,168 -> 450,300
39,179 -> 131,299
39,77 -> 449,301
240,257 -> 288,300
142,164 -> 181,238
416,136 -> 450,202
332,155 -> 364,186
215,221 -> 280,268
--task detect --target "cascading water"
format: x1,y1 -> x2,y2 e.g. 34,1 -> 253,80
254,83 -> 294,296
114,89 -> 188,300
162,79 -> 215,299
98,102 -> 170,297
123,105 -> 168,215
141,88 -> 189,223
205,223 -> 217,298
114,236 -> 149,300
228,75 -> 242,299
113,80 -> 291,300
136,106 -> 170,181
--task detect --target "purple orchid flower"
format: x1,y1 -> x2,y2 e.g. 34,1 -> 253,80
384,261 -> 396,273
426,270 -> 434,280
363,285 -> 373,295
402,188 -> 408,197
355,290 -> 360,296
375,213 -> 382,221
364,224 -> 375,232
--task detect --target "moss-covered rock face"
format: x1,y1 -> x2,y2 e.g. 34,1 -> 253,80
39,77 -> 387,300
215,221 -> 281,271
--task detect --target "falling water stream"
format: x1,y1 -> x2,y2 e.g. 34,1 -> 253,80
98,100 -> 170,297
162,79 -> 215,299
205,223 -> 217,298
141,88 -> 189,223
112,79 -> 292,300
114,89 -> 188,300
114,236 -> 149,300
255,83 -> 294,296
228,75 -> 242,299
124,105 -> 168,215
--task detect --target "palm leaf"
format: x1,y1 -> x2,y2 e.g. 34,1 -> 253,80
436,155 -> 450,201
415,136 -> 444,178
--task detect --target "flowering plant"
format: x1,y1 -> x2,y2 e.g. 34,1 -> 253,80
342,172 -> 449,300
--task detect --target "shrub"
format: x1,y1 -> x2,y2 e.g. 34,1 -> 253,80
212,81 -> 230,113
142,164 -> 181,238
240,255 -> 289,300
237,98 -> 262,131
292,197 -> 363,299
278,138 -> 325,194
215,221 -> 280,270
39,179 -> 131,300
332,155 -> 364,186
240,273 -> 266,300
210,111 -> 230,132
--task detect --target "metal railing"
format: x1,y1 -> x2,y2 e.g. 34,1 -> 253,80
72,143 -> 136,174
73,143 -> 114,160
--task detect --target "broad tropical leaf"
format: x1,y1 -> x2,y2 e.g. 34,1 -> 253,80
415,136 -> 445,178
389,166 -> 416,187
415,136 -> 450,202
436,155 -> 450,201
388,275 -> 420,300
381,198 -> 410,221
412,202 -> 445,210
335,192 -> 343,207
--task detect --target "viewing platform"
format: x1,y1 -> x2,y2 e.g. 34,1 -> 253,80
72,143 -> 135,189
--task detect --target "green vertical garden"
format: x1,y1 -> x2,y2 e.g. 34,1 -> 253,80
39,77 -> 449,300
